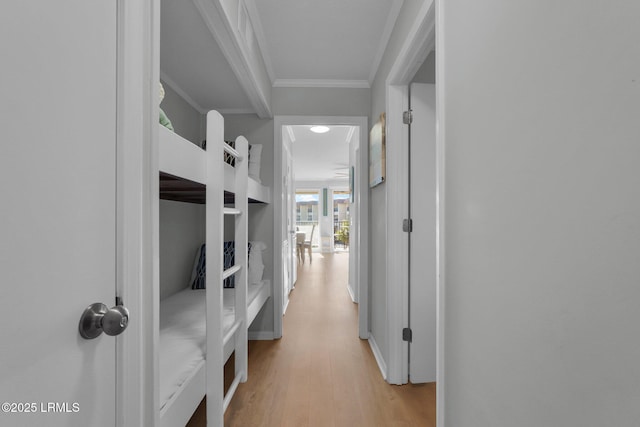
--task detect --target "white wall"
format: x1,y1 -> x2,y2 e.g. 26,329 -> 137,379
159,200 -> 206,299
158,84 -> 208,301
273,87 -> 370,117
440,1 -> 640,425
160,79 -> 205,145
348,128 -> 359,300
369,0 -> 431,378
412,50 -> 435,84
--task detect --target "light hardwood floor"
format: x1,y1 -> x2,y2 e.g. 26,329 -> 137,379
188,252 -> 436,427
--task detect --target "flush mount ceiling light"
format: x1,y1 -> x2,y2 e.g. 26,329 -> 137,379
310,125 -> 330,134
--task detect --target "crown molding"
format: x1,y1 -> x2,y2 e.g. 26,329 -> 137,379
273,79 -> 370,89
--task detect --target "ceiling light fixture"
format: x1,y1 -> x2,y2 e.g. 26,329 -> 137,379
310,125 -> 330,134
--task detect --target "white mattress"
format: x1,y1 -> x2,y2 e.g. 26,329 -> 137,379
159,288 -> 234,411
158,282 -> 269,411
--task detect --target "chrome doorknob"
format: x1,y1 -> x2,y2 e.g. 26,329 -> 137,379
79,302 -> 129,339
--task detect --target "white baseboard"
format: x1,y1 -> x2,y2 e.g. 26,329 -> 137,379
283,298 -> 290,315
248,331 -> 275,340
368,335 -> 387,381
346,283 -> 356,302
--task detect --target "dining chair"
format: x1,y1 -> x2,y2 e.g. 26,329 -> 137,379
296,231 -> 305,263
301,224 -> 315,263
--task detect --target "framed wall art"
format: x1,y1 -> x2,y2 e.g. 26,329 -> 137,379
369,112 -> 386,187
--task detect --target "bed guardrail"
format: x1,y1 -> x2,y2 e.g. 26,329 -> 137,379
223,142 -> 242,161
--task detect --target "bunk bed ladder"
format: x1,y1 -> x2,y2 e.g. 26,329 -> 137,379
229,135 -> 249,391
206,110 -> 249,426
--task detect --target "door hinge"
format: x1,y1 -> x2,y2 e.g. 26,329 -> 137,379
403,110 -> 413,125
403,218 -> 413,232
402,327 -> 412,342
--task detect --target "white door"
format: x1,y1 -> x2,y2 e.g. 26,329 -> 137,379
289,153 -> 297,288
349,148 -> 359,303
281,136 -> 295,311
0,1 -> 119,425
409,83 -> 437,383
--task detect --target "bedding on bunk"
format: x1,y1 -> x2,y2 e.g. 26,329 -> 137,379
158,82 -> 174,131
158,288 -> 234,410
159,108 -> 174,131
158,282 -> 269,411
248,144 -> 262,183
248,240 -> 266,284
189,241 -> 266,289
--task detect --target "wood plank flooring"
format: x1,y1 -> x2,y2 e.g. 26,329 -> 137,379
187,252 -> 436,427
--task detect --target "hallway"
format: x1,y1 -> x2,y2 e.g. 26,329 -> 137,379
189,252 -> 435,426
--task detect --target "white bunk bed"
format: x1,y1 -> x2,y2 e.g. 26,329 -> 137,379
157,282 -> 271,424
159,124 -> 271,205
157,111 -> 271,427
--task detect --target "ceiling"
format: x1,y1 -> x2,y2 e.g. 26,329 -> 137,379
160,0 -> 402,113
160,0 -> 397,181
289,125 -> 354,184
160,0 -> 252,113
253,0 -> 401,86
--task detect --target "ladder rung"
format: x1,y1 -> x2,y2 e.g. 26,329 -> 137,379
223,371 -> 244,412
222,264 -> 242,280
223,208 -> 242,216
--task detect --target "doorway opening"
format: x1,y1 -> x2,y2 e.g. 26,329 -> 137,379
382,0 -> 438,421
273,116 -> 369,340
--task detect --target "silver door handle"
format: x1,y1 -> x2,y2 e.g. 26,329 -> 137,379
79,302 -> 129,339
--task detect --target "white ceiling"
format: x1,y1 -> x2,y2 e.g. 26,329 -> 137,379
252,0 -> 402,86
160,0 -> 397,180
160,0 -> 252,113
160,0 -> 402,112
289,125 -> 354,183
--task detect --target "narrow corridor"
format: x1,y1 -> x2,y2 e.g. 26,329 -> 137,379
189,252 -> 435,426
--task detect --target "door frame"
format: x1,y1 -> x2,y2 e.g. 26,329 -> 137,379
383,0 -> 438,387
281,135 -> 295,315
116,0 -> 157,424
274,116 -> 369,339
